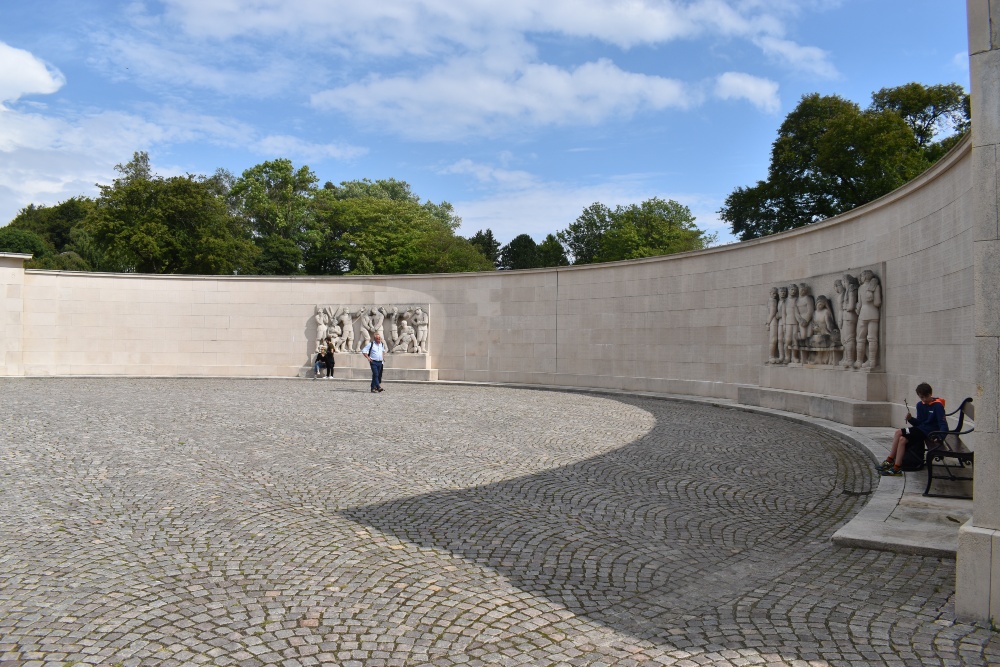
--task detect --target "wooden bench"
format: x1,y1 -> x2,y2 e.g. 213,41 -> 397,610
923,397 -> 974,499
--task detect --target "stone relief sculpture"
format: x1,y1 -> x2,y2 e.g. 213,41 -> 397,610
314,306 -> 329,343
833,279 -> 845,331
412,307 -> 429,353
336,307 -> 355,353
356,306 -> 373,352
839,274 -> 859,368
776,286 -> 788,364
784,283 -> 800,364
766,287 -> 780,363
854,270 -> 882,369
795,283 -> 815,348
810,296 -> 840,365
384,306 -> 401,349
393,323 -> 417,353
764,268 -> 881,371
310,304 -> 429,356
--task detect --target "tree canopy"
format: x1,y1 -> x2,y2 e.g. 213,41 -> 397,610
3,151 -> 717,275
0,154 -> 493,276
720,81 -> 970,241
558,198 -> 713,264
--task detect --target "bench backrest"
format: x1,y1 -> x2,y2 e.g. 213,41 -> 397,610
948,397 -> 974,433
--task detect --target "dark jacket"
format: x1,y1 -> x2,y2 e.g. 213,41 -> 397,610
908,397 -> 947,435
322,349 -> 335,367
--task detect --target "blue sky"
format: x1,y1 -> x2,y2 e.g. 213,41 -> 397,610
0,1 -> 971,245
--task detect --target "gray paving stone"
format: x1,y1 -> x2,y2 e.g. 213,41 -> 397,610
0,378 -> 997,666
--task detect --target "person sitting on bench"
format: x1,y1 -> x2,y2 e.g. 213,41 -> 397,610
879,382 -> 947,476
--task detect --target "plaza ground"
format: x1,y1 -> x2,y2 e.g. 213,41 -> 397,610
0,378 -> 997,666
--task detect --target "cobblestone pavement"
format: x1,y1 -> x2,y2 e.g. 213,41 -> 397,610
1,378 -> 997,667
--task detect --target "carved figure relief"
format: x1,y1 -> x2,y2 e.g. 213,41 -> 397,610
776,286 -> 788,364
766,287 -> 780,363
784,283 -> 800,364
764,269 -> 881,371
311,304 -> 429,356
854,270 -> 882,369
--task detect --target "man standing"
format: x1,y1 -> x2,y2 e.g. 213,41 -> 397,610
362,332 -> 387,393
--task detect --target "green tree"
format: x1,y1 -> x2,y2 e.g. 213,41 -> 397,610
27,251 -> 91,271
8,197 -> 94,251
537,233 -> 569,267
324,178 -> 462,230
86,152 -> 258,274
498,234 -> 540,270
230,159 -> 318,241
0,227 -> 49,257
870,82 -> 970,148
557,198 -> 713,264
254,235 -> 302,275
305,196 -> 492,275
557,202 -> 613,265
722,82 -> 969,241
324,177 -> 419,203
468,229 -> 501,266
597,198 -> 712,262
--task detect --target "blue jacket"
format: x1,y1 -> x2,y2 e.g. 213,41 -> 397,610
908,398 -> 947,435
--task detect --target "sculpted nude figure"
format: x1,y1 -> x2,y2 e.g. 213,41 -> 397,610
335,307 -> 355,353
776,286 -> 788,364
854,270 -> 882,369
839,274 -> 859,368
411,307 -> 429,353
328,321 -> 344,352
833,279 -> 845,331
795,283 -> 815,344
314,306 -> 328,351
383,306 -> 400,349
370,307 -> 386,346
356,306 -> 373,352
766,287 -> 780,363
784,284 -> 800,363
393,323 -> 417,353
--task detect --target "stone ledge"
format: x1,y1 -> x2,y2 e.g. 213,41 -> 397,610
737,385 -> 892,426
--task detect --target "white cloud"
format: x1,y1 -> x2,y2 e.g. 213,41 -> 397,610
754,35 -> 837,79
158,0 -> 794,51
0,101 -> 366,225
0,41 -> 65,106
312,57 -> 697,139
255,135 -> 367,162
713,72 -> 780,113
440,159 -> 537,189
0,108 -> 165,224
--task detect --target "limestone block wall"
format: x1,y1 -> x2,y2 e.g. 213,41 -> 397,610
7,137 -> 976,411
0,253 -> 31,376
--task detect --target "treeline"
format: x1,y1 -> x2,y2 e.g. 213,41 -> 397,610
0,154 -> 493,275
0,151 -> 716,274
720,82 -> 970,240
469,197 -> 715,270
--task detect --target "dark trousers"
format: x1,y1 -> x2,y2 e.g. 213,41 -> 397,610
370,360 -> 383,390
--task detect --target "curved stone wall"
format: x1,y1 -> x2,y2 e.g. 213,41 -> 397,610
0,137 -> 975,415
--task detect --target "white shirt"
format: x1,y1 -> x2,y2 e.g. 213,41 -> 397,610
365,341 -> 386,361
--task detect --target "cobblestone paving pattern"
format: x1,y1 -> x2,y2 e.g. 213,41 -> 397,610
0,378 -> 997,667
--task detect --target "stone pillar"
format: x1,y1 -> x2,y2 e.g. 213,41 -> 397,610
0,253 -> 30,377
958,0 -> 1000,622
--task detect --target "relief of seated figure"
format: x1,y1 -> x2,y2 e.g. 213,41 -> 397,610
807,295 -> 841,365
